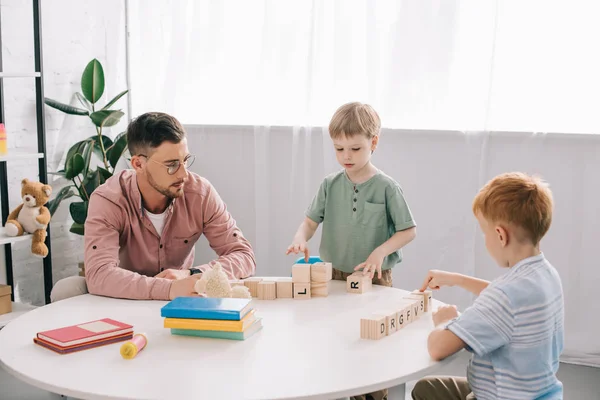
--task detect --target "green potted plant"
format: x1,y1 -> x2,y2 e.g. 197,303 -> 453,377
44,58 -> 129,235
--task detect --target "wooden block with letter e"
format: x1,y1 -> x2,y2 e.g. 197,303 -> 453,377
346,273 -> 372,294
275,277 -> 293,298
310,262 -> 332,282
243,277 -> 263,297
293,283 -> 311,299
292,264 -> 311,283
310,281 -> 331,297
412,289 -> 433,312
360,314 -> 387,340
257,281 -> 276,300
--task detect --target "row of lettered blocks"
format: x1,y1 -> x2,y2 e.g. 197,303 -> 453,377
360,290 -> 433,340
232,262 -> 333,300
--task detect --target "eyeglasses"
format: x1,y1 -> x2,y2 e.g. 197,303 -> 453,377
138,154 -> 196,175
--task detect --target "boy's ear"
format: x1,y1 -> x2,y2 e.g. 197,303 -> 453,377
495,225 -> 509,247
371,135 -> 379,151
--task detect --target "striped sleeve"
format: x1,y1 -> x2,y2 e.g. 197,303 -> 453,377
447,286 -> 515,356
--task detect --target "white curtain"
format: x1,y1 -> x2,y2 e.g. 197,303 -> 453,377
128,0 -> 600,367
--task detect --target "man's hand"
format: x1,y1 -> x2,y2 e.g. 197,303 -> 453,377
420,269 -> 458,291
168,275 -> 202,300
432,305 -> 459,327
354,250 -> 385,279
156,268 -> 191,280
285,240 -> 310,262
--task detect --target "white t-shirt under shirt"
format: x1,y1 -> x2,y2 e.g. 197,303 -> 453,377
145,208 -> 167,237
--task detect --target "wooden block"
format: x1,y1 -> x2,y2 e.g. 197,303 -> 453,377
257,281 -> 277,300
229,279 -> 245,288
276,278 -> 293,298
404,295 -> 424,320
346,273 -> 372,294
310,281 -> 330,297
0,285 -> 12,315
396,303 -> 412,329
360,314 -> 386,340
385,311 -> 399,335
292,264 -> 311,283
293,283 -> 311,299
310,262 -> 332,282
243,277 -> 263,297
412,290 -> 433,312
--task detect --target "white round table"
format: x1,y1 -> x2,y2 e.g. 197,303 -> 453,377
0,281 -> 458,400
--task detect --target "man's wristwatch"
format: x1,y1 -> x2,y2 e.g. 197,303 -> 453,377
190,268 -> 202,276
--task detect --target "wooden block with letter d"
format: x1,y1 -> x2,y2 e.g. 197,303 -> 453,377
411,289 -> 433,312
346,273 -> 372,294
257,281 -> 276,300
293,283 -> 311,299
275,277 -> 293,298
360,314 -> 386,340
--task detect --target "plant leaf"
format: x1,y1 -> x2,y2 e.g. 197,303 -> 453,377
44,98 -> 89,116
81,59 -> 105,104
83,170 -> 101,197
101,90 -> 128,111
65,153 -> 85,180
69,222 -> 85,236
86,134 -> 113,161
107,131 -> 128,169
97,167 -> 113,183
69,201 -> 88,224
46,186 -> 76,216
90,110 -> 125,128
75,92 -> 93,112
48,170 -> 67,178
81,139 -> 95,175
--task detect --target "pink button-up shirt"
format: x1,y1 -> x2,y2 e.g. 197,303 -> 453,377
83,170 -> 256,300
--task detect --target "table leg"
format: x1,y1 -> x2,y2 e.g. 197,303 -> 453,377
388,382 -> 406,400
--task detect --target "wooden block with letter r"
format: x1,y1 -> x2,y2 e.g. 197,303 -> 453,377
293,283 -> 311,299
360,314 -> 387,340
346,273 -> 372,294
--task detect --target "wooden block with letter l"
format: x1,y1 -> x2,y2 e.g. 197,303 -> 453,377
292,264 -> 311,283
411,289 -> 433,312
346,273 -> 372,294
275,277 -> 293,298
310,262 -> 332,282
310,281 -> 331,297
360,314 -> 387,340
257,281 -> 276,300
293,283 -> 311,299
243,277 -> 263,297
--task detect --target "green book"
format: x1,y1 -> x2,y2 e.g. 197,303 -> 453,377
170,318 -> 263,340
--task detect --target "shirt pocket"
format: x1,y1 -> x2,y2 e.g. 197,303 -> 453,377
168,231 -> 202,249
362,202 -> 386,228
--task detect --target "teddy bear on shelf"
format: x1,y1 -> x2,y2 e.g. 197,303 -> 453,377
4,178 -> 52,258
194,262 -> 252,299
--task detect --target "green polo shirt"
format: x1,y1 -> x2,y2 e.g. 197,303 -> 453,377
306,170 -> 416,273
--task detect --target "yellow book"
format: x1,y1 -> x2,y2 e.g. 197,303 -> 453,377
164,309 -> 256,332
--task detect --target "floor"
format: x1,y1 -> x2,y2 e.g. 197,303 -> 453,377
1,352 -> 599,399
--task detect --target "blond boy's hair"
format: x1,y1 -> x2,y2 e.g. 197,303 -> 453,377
472,172 -> 553,246
329,102 -> 381,139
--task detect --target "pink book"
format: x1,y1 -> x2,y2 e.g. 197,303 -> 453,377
36,318 -> 133,347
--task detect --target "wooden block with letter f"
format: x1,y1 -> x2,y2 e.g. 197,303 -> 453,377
346,272 -> 372,294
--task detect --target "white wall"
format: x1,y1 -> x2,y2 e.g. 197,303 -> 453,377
0,0 -> 127,305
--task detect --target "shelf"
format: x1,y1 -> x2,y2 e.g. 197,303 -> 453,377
0,72 -> 41,78
0,302 -> 37,328
0,227 -> 32,246
0,151 -> 44,162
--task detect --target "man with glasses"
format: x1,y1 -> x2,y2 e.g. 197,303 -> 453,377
50,112 -> 256,301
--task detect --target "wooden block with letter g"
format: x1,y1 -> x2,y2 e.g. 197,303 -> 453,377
346,273 -> 372,294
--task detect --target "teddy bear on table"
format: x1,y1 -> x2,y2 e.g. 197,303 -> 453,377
4,178 -> 52,258
194,262 -> 251,298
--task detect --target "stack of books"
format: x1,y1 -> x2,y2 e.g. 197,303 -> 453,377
161,297 -> 262,340
33,318 -> 133,354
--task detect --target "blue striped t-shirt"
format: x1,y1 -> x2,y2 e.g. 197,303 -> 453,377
447,253 -> 564,400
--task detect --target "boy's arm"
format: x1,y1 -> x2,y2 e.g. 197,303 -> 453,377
428,327 -> 467,361
420,270 -> 490,296
286,217 -> 319,261
374,226 -> 416,256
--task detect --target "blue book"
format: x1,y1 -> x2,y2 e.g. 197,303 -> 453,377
170,318 -> 263,341
160,297 -> 253,320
